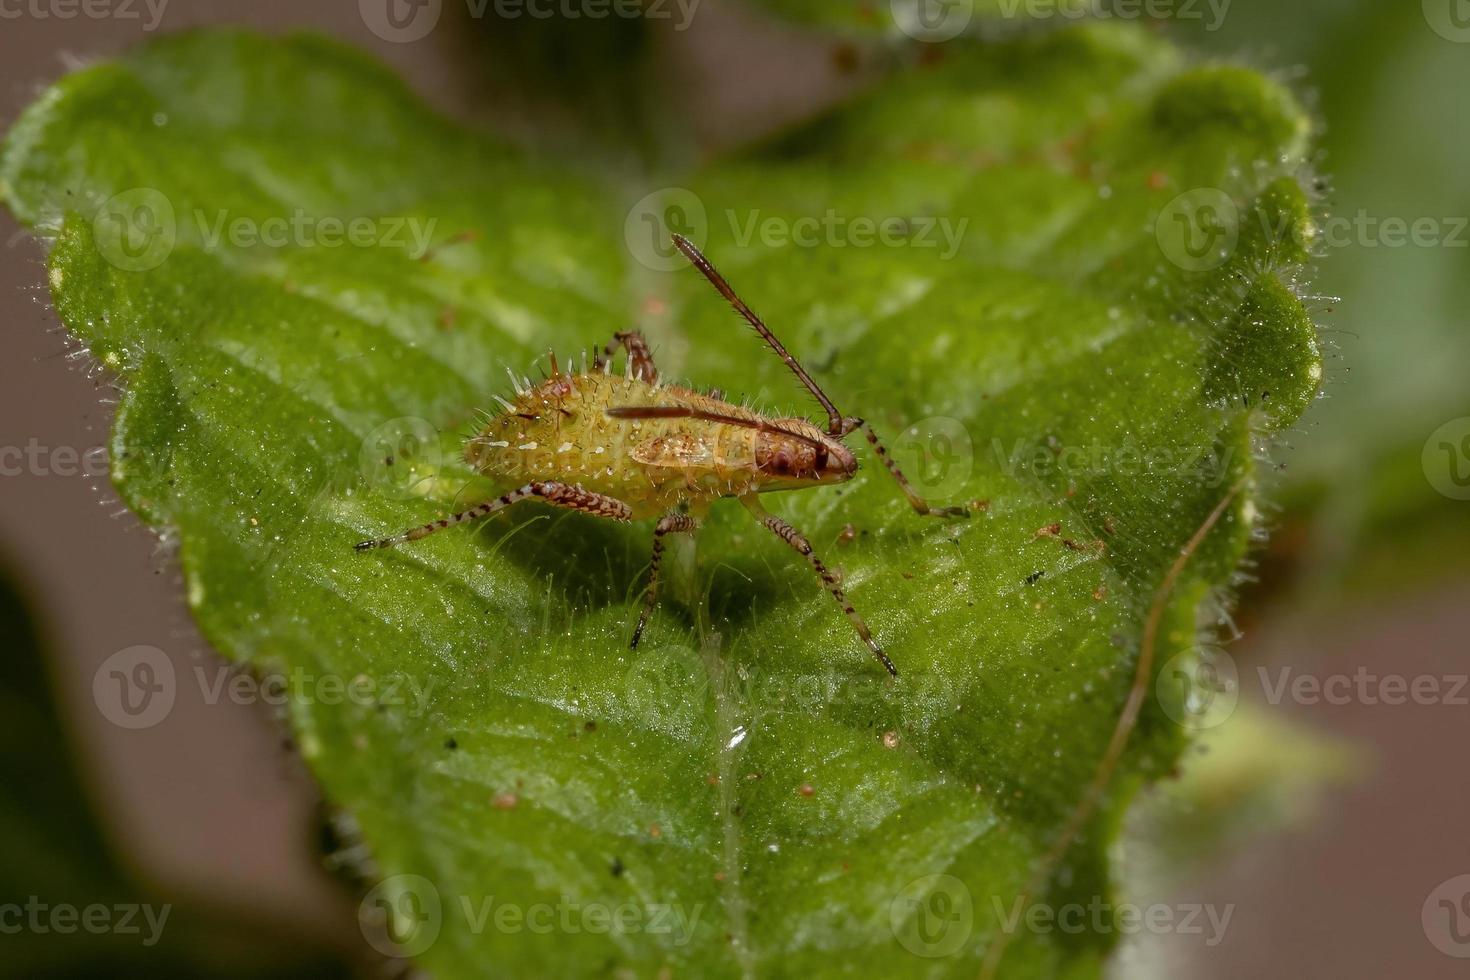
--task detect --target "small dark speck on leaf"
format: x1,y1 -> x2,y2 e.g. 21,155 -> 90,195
445,737 -> 458,750
1025,570 -> 1045,585
610,857 -> 624,877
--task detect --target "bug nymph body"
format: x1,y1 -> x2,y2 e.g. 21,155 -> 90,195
463,367 -> 858,521
357,235 -> 968,677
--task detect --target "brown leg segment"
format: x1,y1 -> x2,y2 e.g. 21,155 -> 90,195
844,417 -> 970,518
740,495 -> 898,677
630,513 -> 699,648
593,330 -> 658,384
355,481 -> 632,551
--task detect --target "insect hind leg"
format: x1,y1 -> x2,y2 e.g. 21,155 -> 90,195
354,481 -> 633,551
593,330 -> 658,384
630,513 -> 699,648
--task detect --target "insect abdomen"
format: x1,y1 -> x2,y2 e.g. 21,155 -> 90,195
465,372 -> 758,516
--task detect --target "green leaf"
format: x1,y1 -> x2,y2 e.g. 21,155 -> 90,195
1193,2 -> 1470,598
2,23 -> 1320,978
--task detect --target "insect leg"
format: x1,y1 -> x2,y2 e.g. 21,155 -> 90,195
739,494 -> 898,677
630,513 -> 699,649
843,417 -> 970,518
354,481 -> 633,551
592,330 -> 658,384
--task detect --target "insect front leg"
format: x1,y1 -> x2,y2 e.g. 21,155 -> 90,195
354,481 -> 633,551
842,417 -> 970,518
593,330 -> 658,384
630,513 -> 700,649
739,494 -> 898,678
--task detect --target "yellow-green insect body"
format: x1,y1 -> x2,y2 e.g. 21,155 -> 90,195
358,236 -> 966,677
465,362 -> 856,521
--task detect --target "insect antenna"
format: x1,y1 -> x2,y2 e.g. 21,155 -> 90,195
670,234 -> 844,435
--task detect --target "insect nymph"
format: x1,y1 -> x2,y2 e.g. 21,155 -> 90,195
356,235 -> 968,676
